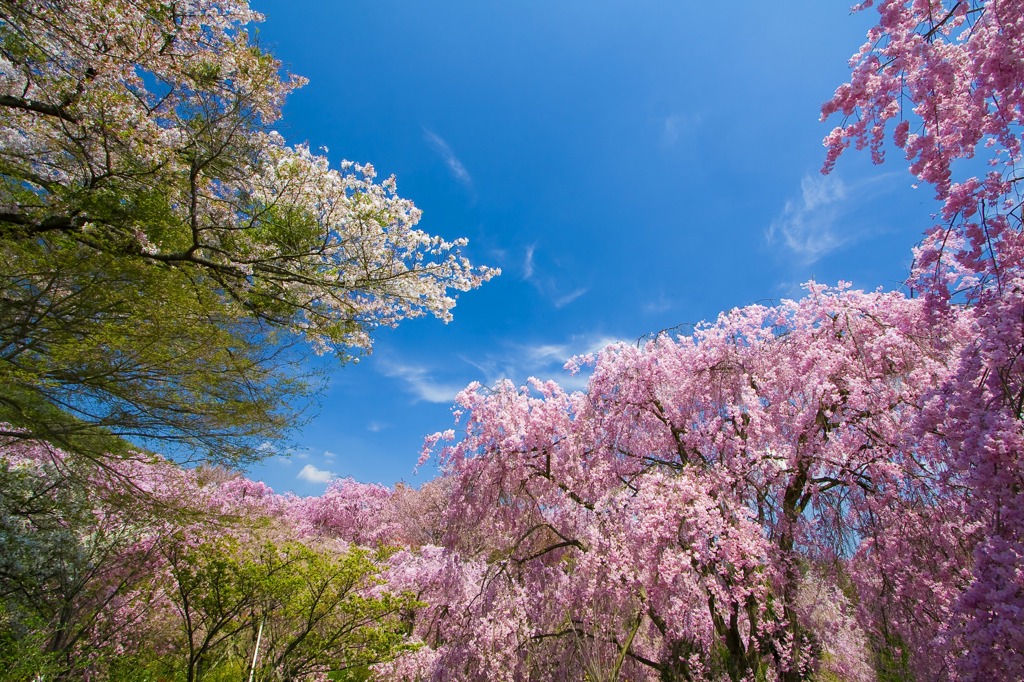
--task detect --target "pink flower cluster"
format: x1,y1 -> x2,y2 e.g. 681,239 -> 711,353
823,2 -> 1024,678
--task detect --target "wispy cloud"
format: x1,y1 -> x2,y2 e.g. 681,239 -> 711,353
380,360 -> 465,404
767,174 -> 849,262
424,129 -> 472,188
553,288 -> 588,308
660,112 -> 700,148
523,243 -> 536,279
460,334 -> 631,393
535,335 -> 631,392
521,242 -> 586,308
297,464 -> 337,484
663,115 -> 682,146
579,335 -> 633,356
522,342 -> 570,364
642,294 -> 674,315
380,334 -> 633,411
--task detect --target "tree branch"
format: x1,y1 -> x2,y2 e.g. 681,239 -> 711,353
0,94 -> 80,123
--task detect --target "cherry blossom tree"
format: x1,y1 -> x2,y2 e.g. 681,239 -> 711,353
0,436 -> 195,678
409,285 -> 966,681
289,478 -> 404,546
821,0 -> 1024,295
0,434 -> 424,681
0,0 -> 496,462
7,2 -> 1024,681
823,2 -> 1024,677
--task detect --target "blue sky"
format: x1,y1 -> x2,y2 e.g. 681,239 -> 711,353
244,1 -> 940,494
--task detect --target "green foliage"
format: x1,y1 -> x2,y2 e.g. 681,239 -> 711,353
330,666 -> 373,681
0,607 -> 63,682
873,633 -> 915,682
161,534 -> 420,682
0,452 -> 172,681
0,0 -> 493,465
105,654 -> 250,682
0,232 -> 311,464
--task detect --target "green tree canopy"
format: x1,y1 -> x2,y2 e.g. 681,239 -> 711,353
0,0 -> 496,462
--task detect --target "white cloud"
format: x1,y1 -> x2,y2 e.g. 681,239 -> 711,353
768,174 -> 849,262
380,334 -> 635,411
297,464 -> 337,484
642,295 -> 674,315
460,334 -> 632,393
579,335 -> 633,356
424,129 -> 472,188
553,288 -> 587,308
523,243 -> 536,279
663,115 -> 682,146
367,421 -> 389,433
802,173 -> 847,209
380,360 -> 465,404
523,343 -> 570,364
519,242 -> 586,308
660,112 -> 700,148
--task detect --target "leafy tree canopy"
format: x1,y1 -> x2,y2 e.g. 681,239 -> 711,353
0,0 -> 496,462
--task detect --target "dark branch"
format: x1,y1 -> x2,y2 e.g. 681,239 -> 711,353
0,94 -> 80,123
